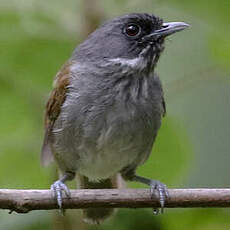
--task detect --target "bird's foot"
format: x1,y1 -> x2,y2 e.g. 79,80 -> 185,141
149,180 -> 169,215
51,180 -> 71,213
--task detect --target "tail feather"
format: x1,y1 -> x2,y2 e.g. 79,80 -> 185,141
83,207 -> 114,225
77,174 -> 122,224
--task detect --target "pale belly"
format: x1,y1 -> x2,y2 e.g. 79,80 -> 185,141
52,83 -> 162,180
77,143 -> 140,181
53,105 -> 160,181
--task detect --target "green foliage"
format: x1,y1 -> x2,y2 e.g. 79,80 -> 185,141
165,0 -> 230,26
162,209 -> 230,230
209,35 -> 230,74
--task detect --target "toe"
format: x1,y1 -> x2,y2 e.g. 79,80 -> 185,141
50,184 -> 57,198
150,180 -> 168,214
50,180 -> 71,209
157,184 -> 166,211
60,183 -> 71,197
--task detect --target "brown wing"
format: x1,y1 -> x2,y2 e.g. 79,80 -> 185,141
41,62 -> 71,166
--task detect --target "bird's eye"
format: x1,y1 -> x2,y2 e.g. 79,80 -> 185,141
124,24 -> 141,37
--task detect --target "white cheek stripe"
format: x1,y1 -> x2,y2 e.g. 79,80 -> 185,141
108,45 -> 155,70
108,56 -> 145,68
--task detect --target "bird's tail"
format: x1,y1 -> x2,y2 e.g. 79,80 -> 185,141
77,174 -> 123,224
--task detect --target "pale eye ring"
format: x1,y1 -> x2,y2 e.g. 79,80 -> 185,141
124,24 -> 141,37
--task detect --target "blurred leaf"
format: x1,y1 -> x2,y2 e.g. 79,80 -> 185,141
165,0 -> 230,26
162,209 -> 230,230
209,35 -> 230,74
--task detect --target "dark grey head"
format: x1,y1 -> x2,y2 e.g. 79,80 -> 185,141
73,13 -> 189,73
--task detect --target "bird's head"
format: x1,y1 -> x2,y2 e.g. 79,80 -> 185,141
73,13 -> 189,74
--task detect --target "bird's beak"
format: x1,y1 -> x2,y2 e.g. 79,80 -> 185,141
146,22 -> 190,40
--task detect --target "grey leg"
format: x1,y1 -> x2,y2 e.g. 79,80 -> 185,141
132,175 -> 168,214
51,171 -> 76,210
121,169 -> 168,214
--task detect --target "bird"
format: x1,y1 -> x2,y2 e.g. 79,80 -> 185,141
41,13 -> 189,224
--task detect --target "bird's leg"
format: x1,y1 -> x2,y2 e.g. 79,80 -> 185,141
132,175 -> 168,214
51,171 -> 75,212
122,169 -> 168,214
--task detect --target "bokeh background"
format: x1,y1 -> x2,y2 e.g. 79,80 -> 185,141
0,0 -> 230,229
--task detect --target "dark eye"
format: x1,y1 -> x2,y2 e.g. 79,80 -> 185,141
124,24 -> 141,37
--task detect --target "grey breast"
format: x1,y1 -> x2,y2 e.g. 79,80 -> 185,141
51,64 -> 164,179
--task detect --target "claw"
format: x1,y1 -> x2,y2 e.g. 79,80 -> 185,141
153,208 -> 160,215
149,180 -> 168,214
51,180 -> 71,211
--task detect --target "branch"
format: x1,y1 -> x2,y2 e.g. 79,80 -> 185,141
1,189 -> 230,213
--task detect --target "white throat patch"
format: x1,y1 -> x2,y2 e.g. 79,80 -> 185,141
108,45 -> 155,73
109,56 -> 146,69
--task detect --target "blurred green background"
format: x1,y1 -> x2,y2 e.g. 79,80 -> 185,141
0,0 -> 230,229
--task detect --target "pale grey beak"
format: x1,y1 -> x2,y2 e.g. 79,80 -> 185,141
154,22 -> 190,37
144,21 -> 190,41
152,22 -> 189,37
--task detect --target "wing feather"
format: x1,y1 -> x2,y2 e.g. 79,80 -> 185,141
41,62 -> 71,166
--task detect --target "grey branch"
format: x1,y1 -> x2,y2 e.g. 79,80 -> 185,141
0,189 -> 230,213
